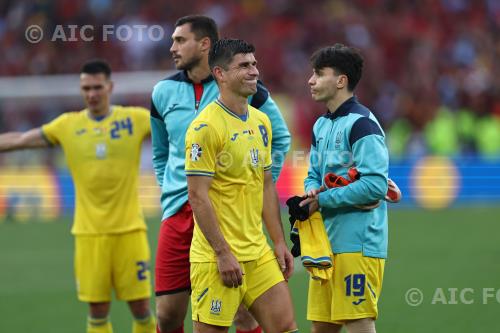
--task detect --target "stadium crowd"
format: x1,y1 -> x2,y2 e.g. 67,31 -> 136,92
0,0 -> 499,156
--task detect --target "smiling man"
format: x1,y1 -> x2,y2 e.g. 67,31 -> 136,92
0,59 -> 155,333
150,15 -> 290,333
185,39 -> 298,333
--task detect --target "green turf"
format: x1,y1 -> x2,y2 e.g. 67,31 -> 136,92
1,207 -> 499,332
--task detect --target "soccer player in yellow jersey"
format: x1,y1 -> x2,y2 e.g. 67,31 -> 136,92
0,60 -> 155,333
185,39 -> 298,333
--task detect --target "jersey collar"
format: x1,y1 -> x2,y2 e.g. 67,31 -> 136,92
324,96 -> 358,119
179,70 -> 214,84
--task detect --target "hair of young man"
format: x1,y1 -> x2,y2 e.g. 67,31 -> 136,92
80,59 -> 112,78
208,38 -> 255,71
175,15 -> 219,46
310,43 -> 364,91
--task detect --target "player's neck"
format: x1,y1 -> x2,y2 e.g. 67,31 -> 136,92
326,91 -> 353,114
218,94 -> 248,116
187,63 -> 211,84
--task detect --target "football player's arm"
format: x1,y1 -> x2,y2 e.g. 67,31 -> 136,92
187,175 -> 242,288
150,97 -> 168,187
0,128 -> 49,152
251,81 -> 291,182
262,170 -> 294,279
318,118 -> 388,208
304,126 -> 323,195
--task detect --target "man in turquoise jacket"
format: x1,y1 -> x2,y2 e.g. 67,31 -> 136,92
300,44 -> 389,333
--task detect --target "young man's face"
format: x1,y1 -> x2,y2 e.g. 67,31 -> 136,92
222,53 -> 259,97
80,73 -> 112,114
308,67 -> 343,103
170,23 -> 204,71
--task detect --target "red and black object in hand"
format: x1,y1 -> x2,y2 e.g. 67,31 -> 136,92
323,168 -> 401,210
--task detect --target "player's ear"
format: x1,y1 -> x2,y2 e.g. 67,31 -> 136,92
199,36 -> 211,53
213,66 -> 224,83
336,75 -> 347,89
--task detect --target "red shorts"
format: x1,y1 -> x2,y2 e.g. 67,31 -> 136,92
155,202 -> 194,295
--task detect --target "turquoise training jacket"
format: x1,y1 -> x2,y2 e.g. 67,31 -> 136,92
151,71 -> 291,220
304,96 -> 389,258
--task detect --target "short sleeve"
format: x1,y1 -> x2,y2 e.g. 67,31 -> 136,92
261,115 -> 273,171
185,121 -> 220,177
130,107 -> 151,138
41,113 -> 69,145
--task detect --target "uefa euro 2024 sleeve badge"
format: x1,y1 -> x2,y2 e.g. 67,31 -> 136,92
190,143 -> 202,161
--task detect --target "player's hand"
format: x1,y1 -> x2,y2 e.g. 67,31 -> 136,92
305,186 -> 325,198
299,195 -> 319,215
216,250 -> 243,288
274,242 -> 294,280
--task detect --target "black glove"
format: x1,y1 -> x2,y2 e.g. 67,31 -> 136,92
286,196 -> 309,257
286,196 -> 309,221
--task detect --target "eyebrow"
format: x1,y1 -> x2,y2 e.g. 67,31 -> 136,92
81,84 -> 104,90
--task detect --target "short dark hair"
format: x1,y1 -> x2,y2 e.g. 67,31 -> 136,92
209,39 -> 255,70
175,15 -> 219,46
80,59 -> 111,78
310,43 -> 364,91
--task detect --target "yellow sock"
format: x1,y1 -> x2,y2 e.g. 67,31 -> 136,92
87,316 -> 113,333
132,313 -> 156,333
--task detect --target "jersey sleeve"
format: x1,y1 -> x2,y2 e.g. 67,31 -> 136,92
304,122 -> 323,192
185,120 -> 221,177
41,113 -> 69,145
131,107 -> 151,138
261,115 -> 273,172
318,117 -> 389,208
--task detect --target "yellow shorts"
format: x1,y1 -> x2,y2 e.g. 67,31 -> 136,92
191,249 -> 284,327
74,230 -> 152,302
307,252 -> 385,323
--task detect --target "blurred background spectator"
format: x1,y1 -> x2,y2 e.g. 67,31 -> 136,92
0,0 -> 499,157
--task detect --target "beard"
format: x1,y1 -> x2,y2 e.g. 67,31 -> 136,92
176,54 -> 203,71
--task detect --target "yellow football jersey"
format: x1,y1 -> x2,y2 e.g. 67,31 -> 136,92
185,100 -> 273,262
42,105 -> 150,235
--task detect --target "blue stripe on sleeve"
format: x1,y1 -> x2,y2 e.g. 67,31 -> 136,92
150,98 -> 163,120
349,117 -> 383,147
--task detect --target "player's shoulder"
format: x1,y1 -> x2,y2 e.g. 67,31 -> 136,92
153,71 -> 189,94
189,102 -> 224,133
52,109 -> 84,122
248,104 -> 271,125
113,105 -> 149,115
194,102 -> 222,125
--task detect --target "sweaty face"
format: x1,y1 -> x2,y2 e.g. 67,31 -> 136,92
170,24 -> 203,71
308,67 -> 340,103
221,53 -> 259,98
80,73 -> 112,114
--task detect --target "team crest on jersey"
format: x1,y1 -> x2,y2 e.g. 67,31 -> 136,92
335,130 -> 343,149
210,299 -> 222,315
190,143 -> 202,161
249,148 -> 259,167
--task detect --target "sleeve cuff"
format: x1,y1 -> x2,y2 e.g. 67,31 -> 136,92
185,170 -> 215,177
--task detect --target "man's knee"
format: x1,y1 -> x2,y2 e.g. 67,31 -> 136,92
89,302 -> 111,318
128,298 -> 151,318
345,318 -> 376,333
156,293 -> 189,331
233,305 -> 259,330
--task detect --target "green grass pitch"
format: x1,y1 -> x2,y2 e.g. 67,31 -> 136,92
1,206 -> 499,332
